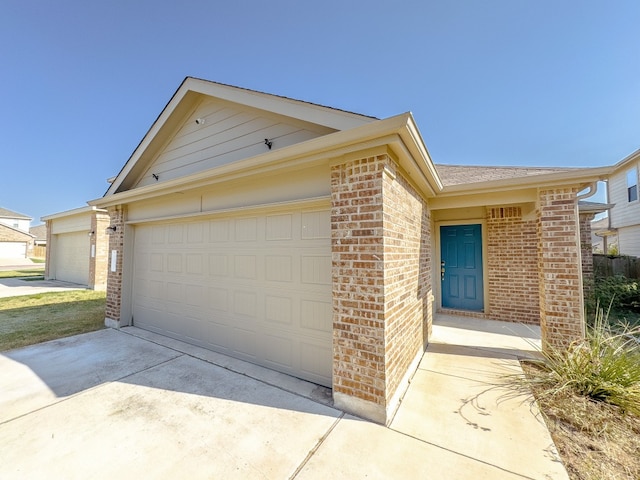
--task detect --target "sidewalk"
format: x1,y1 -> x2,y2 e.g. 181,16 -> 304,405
0,277 -> 86,298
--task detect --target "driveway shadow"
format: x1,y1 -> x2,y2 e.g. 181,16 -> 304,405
0,328 -> 338,424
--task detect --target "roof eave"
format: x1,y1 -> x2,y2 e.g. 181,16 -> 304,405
90,113 -> 442,209
41,205 -> 108,222
438,165 -> 615,196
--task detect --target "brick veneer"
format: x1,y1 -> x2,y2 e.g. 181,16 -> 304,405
105,206 -> 126,327
579,212 -> 595,302
486,207 -> 539,324
331,153 -> 431,424
538,188 -> 585,349
89,211 -> 110,291
44,220 -> 53,279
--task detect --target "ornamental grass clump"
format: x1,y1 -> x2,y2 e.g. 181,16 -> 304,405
524,306 -> 640,416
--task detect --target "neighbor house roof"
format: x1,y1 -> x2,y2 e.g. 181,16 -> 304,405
0,223 -> 35,240
0,207 -> 32,220
435,164 -> 574,187
29,224 -> 47,241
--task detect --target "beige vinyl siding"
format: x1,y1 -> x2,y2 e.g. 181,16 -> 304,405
609,163 -> 640,229
50,215 -> 91,234
617,226 -> 640,257
127,163 -> 330,222
134,99 -> 335,188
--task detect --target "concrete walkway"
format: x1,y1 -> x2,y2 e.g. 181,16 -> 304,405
0,316 -> 567,479
0,277 -> 87,298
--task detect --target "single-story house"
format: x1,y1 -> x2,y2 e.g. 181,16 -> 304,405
0,207 -> 34,259
42,206 -> 110,289
89,77 -> 611,424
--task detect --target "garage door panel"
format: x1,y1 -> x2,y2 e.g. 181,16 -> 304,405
265,295 -> 293,326
299,341 -> 332,382
55,232 -> 89,285
231,327 -> 258,359
132,207 -> 332,387
300,298 -> 332,333
263,334 -> 293,368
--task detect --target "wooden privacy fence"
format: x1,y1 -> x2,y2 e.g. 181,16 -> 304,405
593,254 -> 640,279
31,245 -> 46,259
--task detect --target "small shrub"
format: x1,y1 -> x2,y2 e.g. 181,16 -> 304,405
594,275 -> 640,312
521,307 -> 640,416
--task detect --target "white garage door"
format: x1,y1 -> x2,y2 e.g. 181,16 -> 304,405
55,232 -> 90,285
0,242 -> 27,258
132,208 -> 333,386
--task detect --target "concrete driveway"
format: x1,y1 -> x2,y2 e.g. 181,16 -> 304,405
0,319 -> 568,479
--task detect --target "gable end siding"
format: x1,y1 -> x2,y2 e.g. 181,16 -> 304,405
132,98 -> 336,189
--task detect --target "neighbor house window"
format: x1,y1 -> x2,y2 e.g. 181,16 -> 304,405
628,168 -> 639,202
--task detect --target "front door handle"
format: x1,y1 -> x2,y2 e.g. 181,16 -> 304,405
441,261 -> 445,281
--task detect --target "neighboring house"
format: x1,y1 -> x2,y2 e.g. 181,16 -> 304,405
594,149 -> 640,257
42,206 -> 110,290
0,207 -> 34,259
88,77 -> 610,424
591,215 -> 618,254
29,224 -> 47,258
0,207 -> 32,233
29,224 -> 47,246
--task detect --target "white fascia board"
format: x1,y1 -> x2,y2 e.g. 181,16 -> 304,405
41,205 -> 108,222
611,148 -> 640,172
189,78 -> 376,130
105,80 -> 194,196
89,113 -> 443,209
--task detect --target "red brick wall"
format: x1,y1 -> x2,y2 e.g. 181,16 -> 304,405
538,188 -> 585,349
105,206 -> 126,324
486,207 -> 539,324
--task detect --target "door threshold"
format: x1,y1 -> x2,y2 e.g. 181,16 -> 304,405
437,308 -> 486,319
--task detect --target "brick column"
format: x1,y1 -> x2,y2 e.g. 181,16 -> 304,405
89,211 -> 110,291
538,188 -> 585,349
332,155 -> 386,422
579,212 -> 595,305
331,152 -> 431,424
105,205 -> 126,328
44,220 -> 52,279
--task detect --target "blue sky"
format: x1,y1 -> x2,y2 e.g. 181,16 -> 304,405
0,1 -> 638,224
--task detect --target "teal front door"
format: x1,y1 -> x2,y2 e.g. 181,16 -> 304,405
440,224 -> 484,311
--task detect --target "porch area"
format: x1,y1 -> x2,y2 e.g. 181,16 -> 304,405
387,313 -> 567,479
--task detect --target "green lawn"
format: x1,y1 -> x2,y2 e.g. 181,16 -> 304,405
0,290 -> 106,351
0,268 -> 45,279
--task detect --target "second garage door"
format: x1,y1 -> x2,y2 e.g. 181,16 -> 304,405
0,241 -> 27,258
55,232 -> 90,285
131,207 -> 333,386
